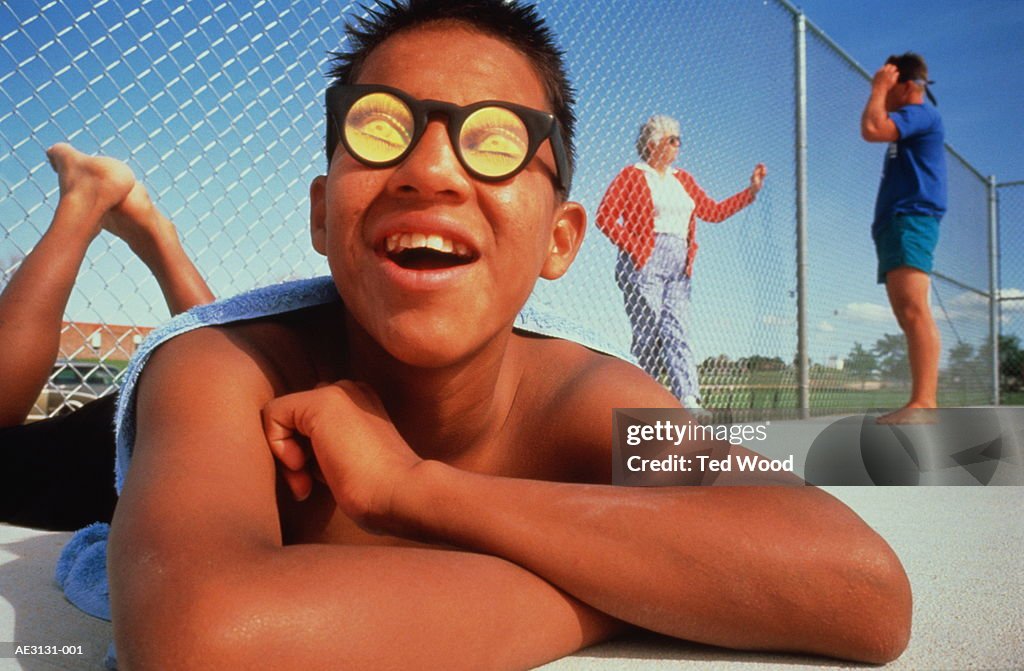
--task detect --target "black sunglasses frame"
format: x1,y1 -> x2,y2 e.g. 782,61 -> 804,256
326,83 -> 572,193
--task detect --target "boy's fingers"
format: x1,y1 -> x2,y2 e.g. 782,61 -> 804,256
262,395 -> 310,441
268,436 -> 308,471
262,397 -> 316,471
281,467 -> 313,502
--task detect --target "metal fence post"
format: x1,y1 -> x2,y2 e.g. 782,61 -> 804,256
794,12 -> 810,418
989,174 -> 1000,405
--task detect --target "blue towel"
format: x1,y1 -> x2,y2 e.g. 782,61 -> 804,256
57,275 -> 629,636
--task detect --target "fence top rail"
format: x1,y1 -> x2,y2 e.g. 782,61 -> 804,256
776,0 -> 873,80
944,144 -> 989,182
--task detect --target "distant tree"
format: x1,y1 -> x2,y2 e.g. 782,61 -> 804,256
978,335 -> 1024,392
745,355 -> 786,371
873,333 -> 910,385
946,342 -> 976,383
699,354 -> 734,376
846,342 -> 878,389
1004,336 -> 1024,392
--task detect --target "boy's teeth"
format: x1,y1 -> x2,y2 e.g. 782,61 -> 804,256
386,233 -> 472,258
423,232 -> 444,250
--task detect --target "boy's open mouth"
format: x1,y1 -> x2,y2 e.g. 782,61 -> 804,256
383,232 -> 478,271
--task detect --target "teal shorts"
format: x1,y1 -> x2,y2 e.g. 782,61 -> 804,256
873,214 -> 940,284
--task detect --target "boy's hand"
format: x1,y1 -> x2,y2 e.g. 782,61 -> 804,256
262,381 -> 423,534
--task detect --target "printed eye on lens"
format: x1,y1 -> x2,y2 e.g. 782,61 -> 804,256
345,92 -> 414,163
460,107 -> 528,177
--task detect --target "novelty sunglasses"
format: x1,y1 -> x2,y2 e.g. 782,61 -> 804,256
326,83 -> 572,192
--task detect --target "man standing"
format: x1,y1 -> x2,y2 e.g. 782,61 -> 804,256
861,52 -> 947,424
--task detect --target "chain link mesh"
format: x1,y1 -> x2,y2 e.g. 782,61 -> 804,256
0,0 -> 1011,419
997,182 -> 1024,403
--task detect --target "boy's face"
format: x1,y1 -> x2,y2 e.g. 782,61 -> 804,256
311,24 -> 584,367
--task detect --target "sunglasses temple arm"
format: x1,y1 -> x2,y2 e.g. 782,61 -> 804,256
325,100 -> 337,167
549,130 -> 572,194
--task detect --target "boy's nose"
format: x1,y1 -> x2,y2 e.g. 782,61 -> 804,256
387,118 -> 472,201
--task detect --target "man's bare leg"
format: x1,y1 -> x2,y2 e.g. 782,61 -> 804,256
0,144 -> 213,427
878,266 -> 940,424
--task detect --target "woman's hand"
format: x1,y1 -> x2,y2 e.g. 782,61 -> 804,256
262,380 -> 423,534
750,163 -> 767,194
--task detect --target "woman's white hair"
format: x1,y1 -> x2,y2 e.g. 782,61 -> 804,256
635,114 -> 680,161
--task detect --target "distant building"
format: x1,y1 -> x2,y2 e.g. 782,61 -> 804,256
825,355 -> 845,371
59,321 -> 153,362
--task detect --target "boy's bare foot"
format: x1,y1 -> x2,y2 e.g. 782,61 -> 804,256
47,143 -> 183,263
46,143 -> 135,234
100,181 -> 181,262
877,403 -> 938,425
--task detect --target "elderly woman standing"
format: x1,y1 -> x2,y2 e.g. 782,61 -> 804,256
596,115 -> 766,414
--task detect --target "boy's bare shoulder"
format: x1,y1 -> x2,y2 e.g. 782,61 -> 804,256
150,303 -> 346,395
514,333 -> 680,483
516,332 -> 679,406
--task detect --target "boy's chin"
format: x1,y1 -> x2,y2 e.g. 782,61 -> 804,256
376,331 -> 474,368
373,321 -> 503,371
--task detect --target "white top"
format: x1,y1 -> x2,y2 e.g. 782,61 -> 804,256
636,161 -> 693,237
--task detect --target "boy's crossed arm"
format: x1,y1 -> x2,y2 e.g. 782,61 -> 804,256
109,328 -> 620,671
264,361 -> 911,665
110,329 -> 910,669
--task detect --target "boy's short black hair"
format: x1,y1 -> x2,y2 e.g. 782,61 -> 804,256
325,0 -> 576,186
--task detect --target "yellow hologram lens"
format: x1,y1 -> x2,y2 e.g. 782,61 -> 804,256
344,92 -> 414,163
460,107 -> 529,178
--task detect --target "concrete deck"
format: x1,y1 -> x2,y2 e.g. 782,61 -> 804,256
3,485 -> 1021,670
2,410 -> 1022,669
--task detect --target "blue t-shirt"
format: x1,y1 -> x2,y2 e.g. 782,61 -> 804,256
872,104 -> 947,235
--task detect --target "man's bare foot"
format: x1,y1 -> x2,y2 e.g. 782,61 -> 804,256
46,143 -> 135,232
877,403 -> 938,425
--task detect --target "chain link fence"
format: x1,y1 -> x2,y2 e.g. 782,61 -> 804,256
0,0 -> 1014,420
997,181 -> 1024,403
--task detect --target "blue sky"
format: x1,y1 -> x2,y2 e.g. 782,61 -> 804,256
0,0 -> 1018,374
796,0 -> 1024,181
537,0 -> 1018,369
791,0 -> 1024,364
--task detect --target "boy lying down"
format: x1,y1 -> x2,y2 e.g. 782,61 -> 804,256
104,0 -> 911,668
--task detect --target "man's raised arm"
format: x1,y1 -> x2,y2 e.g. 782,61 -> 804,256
861,64 -> 901,142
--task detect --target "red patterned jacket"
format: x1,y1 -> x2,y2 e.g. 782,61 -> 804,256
595,164 -> 755,276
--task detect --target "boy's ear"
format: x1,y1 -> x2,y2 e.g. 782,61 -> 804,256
540,200 -> 586,280
310,175 -> 327,256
